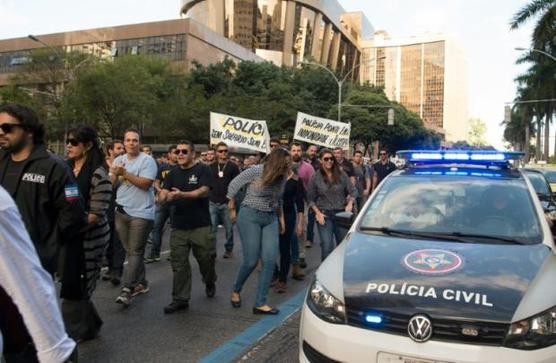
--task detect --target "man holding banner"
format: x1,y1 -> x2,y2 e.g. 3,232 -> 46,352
210,112 -> 270,155
293,112 -> 350,152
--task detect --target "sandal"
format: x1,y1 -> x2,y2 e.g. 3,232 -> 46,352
231,292 -> 241,308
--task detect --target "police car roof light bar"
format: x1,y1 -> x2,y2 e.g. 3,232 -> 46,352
397,150 -> 524,165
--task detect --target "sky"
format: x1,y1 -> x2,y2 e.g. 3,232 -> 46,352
0,0 -> 536,148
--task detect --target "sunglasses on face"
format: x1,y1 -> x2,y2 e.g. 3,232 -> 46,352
0,123 -> 23,134
66,138 -> 80,147
322,157 -> 334,162
380,153 -> 387,156
217,149 -> 228,153
174,149 -> 189,155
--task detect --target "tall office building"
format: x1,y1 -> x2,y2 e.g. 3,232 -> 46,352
181,0 -> 374,71
361,32 -> 469,142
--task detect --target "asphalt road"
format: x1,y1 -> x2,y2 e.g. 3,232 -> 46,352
236,311 -> 301,363
79,225 -> 318,363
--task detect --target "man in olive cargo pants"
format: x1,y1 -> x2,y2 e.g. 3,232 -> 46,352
158,140 -> 217,314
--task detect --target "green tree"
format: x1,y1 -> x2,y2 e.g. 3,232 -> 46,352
4,48 -> 94,137
509,0 -> 556,161
512,61 -> 555,160
511,0 -> 556,49
468,118 -> 488,146
4,54 -> 443,149
60,55 -> 186,139
340,88 -> 442,153
183,59 -> 440,150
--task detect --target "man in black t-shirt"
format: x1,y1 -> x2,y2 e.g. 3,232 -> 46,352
372,149 -> 397,190
209,142 -> 240,259
158,140 -> 216,314
145,144 -> 177,263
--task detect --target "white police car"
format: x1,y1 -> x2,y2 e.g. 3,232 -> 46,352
300,150 -> 556,363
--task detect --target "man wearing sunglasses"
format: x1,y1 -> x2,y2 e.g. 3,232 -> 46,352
0,103 -> 86,360
270,138 -> 281,151
372,149 -> 397,190
158,140 -> 217,314
208,142 -> 240,259
0,103 -> 86,271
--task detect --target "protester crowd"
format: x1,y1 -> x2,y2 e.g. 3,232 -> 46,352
0,103 -> 397,363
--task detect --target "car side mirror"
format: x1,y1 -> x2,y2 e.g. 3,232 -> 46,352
334,211 -> 354,229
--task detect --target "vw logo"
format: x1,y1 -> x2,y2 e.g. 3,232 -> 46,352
407,315 -> 433,343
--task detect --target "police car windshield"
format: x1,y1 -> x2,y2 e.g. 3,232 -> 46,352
360,175 -> 542,245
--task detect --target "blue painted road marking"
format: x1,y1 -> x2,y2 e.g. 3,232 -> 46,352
199,289 -> 307,363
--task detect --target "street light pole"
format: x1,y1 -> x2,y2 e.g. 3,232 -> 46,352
513,48 -> 555,162
301,61 -> 343,121
302,57 -> 383,122
28,34 -> 70,139
28,35 -> 63,60
515,47 -> 556,62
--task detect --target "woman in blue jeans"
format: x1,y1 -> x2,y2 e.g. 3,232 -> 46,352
307,149 -> 357,261
227,148 -> 289,315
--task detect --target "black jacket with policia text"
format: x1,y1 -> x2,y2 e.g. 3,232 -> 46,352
0,144 -> 87,274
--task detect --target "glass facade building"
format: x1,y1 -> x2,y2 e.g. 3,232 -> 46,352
181,0 -> 372,74
0,34 -> 187,75
0,18 -> 262,86
362,34 -> 468,142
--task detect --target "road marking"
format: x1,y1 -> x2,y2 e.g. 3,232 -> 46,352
199,288 -> 307,363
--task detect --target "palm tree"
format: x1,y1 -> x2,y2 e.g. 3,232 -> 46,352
502,100 -> 535,160
510,1 -> 556,160
511,0 -> 556,36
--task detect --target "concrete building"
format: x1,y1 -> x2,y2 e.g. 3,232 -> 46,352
181,0 -> 374,71
0,1 -> 374,86
361,32 -> 469,142
0,3 -> 470,142
0,18 -> 263,86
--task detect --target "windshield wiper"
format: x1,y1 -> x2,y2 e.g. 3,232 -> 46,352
446,232 -> 526,245
359,227 -> 527,245
359,227 -> 469,242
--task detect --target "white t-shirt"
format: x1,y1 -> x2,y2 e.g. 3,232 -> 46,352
0,186 -> 75,363
114,152 -> 158,220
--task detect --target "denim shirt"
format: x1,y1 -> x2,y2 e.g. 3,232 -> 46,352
307,170 -> 356,211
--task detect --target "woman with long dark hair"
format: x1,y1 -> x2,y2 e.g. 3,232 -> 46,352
307,148 -> 356,261
227,148 -> 289,315
63,125 -> 112,341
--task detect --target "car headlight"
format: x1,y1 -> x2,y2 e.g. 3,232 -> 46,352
506,306 -> 556,350
306,279 -> 346,324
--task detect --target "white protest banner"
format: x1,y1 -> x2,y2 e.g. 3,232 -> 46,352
294,112 -> 350,150
210,112 -> 270,153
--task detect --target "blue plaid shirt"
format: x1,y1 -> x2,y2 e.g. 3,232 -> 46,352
227,165 -> 285,212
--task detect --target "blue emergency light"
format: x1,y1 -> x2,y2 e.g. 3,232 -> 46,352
364,311 -> 385,326
397,150 -> 524,164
